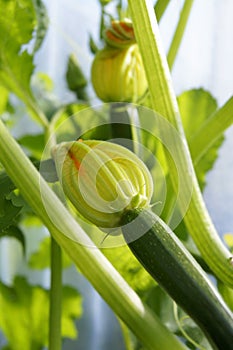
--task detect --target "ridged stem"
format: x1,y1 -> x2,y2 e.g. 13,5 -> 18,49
128,0 -> 233,286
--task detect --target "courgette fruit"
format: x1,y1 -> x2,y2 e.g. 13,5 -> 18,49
121,208 -> 233,350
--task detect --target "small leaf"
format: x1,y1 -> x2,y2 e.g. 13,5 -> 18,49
66,54 -> 88,101
89,34 -> 99,54
0,171 -> 22,231
0,197 -> 22,232
29,236 -> 72,269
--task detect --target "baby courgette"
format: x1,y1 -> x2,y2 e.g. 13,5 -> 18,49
122,208 -> 233,350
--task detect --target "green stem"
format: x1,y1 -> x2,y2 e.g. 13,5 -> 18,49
162,96 -> 233,223
167,0 -> 194,69
173,303 -> 207,350
119,320 -> 134,350
45,116 -> 62,350
154,0 -> 171,22
0,120 -> 187,350
128,0 -> 233,286
190,96 -> 233,164
49,237 -> 62,350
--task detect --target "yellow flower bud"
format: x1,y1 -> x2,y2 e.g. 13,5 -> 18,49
52,140 -> 153,229
91,44 -> 148,103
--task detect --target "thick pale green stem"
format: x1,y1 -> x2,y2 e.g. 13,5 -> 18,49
167,0 -> 194,69
0,120 -> 187,350
162,96 -> 233,223
128,0 -> 233,286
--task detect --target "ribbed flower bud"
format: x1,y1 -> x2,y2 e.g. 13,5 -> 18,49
52,140 -> 153,229
91,20 -> 148,102
104,20 -> 136,49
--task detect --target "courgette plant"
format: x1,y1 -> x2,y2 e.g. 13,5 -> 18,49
0,1 -> 233,350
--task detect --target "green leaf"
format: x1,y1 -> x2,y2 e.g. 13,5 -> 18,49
0,0 -> 35,97
89,34 -> 99,54
0,276 -> 82,349
178,89 -> 218,140
0,195 -> 22,231
103,245 -> 155,297
32,0 -> 49,53
0,0 -> 36,50
0,171 -> 22,231
61,285 -> 83,339
178,88 -> 223,189
0,0 -> 48,126
29,236 -> 72,269
66,54 -> 88,101
18,133 -> 45,159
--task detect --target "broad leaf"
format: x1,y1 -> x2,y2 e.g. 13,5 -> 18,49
0,276 -> 82,349
178,88 -> 224,189
29,236 -> 72,269
0,0 -> 47,125
0,0 -> 35,89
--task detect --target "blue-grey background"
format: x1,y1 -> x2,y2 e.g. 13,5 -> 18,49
0,0 -> 233,349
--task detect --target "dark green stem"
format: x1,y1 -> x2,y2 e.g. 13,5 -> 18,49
49,237 -> 62,350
